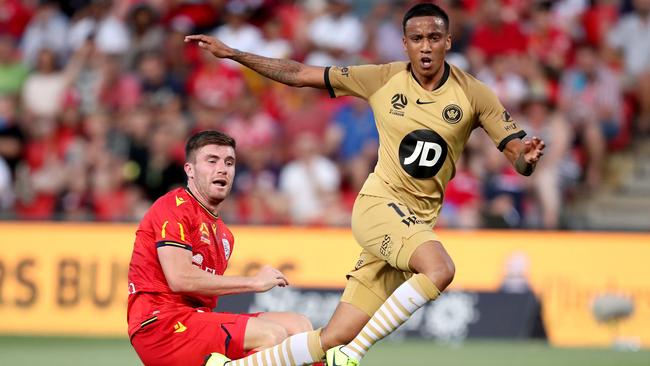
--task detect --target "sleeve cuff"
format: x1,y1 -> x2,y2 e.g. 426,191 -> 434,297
156,241 -> 192,251
324,66 -> 336,98
497,130 -> 527,151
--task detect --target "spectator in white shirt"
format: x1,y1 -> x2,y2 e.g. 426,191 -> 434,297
212,2 -> 265,55
607,0 -> 650,134
279,132 -> 346,225
305,0 -> 366,66
20,1 -> 69,67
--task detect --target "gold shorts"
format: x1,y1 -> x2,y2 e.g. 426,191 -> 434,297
340,194 -> 439,316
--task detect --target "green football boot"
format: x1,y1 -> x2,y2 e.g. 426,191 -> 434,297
325,345 -> 359,366
203,352 -> 231,366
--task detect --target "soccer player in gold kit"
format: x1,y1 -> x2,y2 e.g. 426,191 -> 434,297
187,3 -> 545,365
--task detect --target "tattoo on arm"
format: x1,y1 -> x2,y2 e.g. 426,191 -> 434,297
515,153 -> 535,176
231,49 -> 303,86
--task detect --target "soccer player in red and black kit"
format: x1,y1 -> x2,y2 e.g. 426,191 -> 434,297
127,131 -> 314,366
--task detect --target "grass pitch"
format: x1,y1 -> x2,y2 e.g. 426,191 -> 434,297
0,336 -> 648,366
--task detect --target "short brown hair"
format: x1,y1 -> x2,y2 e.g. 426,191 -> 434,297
185,130 -> 236,162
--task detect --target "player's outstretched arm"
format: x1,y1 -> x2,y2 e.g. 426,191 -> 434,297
502,137 -> 546,176
158,246 -> 289,296
184,34 -> 326,89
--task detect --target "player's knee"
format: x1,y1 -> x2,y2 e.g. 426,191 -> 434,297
434,255 -> 455,290
260,323 -> 289,348
411,242 -> 456,291
283,313 -> 313,335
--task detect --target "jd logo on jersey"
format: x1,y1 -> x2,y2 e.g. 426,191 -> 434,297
442,104 -> 463,124
399,129 -> 448,178
390,93 -> 408,116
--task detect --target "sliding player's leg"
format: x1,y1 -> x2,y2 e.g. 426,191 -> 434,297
243,312 -> 314,354
204,312 -> 315,366
205,269 -> 379,366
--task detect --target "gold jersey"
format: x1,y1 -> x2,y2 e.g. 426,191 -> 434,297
325,62 -> 526,224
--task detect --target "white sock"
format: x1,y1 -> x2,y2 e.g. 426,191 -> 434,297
229,329 -> 324,366
341,274 -> 440,361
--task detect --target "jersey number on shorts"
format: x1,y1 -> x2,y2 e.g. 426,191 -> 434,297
388,202 -> 424,227
399,129 -> 448,179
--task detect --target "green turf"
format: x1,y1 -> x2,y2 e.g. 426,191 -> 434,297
0,336 -> 648,366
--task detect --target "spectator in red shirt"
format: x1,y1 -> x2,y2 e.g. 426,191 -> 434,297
467,0 -> 528,70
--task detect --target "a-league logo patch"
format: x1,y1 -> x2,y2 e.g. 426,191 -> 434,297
442,104 -> 463,124
390,93 -> 408,116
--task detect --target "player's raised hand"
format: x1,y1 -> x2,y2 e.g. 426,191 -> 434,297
253,265 -> 289,292
523,136 -> 545,164
184,34 -> 235,58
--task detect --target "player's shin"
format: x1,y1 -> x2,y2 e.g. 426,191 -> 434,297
341,273 -> 440,361
229,329 -> 325,366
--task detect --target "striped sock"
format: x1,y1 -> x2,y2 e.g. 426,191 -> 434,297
341,274 -> 440,361
228,329 -> 324,366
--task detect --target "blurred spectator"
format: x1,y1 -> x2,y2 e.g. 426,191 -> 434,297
467,0 -> 527,71
519,94 -> 574,229
279,132 -> 346,225
0,35 -> 29,95
90,154 -> 134,221
212,2 -> 265,55
325,98 -> 377,163
325,98 -> 378,203
581,0 -> 620,47
14,116 -> 69,219
133,124 -> 185,201
186,52 -> 247,111
66,0 -> 130,55
96,53 -> 141,113
0,95 -> 24,174
550,0 -> 589,35
365,1 -> 405,64
275,87 -> 340,143
446,0 -> 473,70
481,147 -> 526,228
59,164 -> 91,220
137,51 -> 183,111
477,55 -> 528,112
125,3 -> 165,69
305,0 -> 366,66
0,156 -> 12,212
20,1 -> 69,67
233,149 -> 288,225
439,151 -> 481,228
223,94 -> 279,157
526,1 -> 572,75
559,44 -> 623,187
270,0 -> 310,52
606,0 -> 650,134
163,0 -> 221,34
500,251 -> 532,293
0,0 -> 33,40
517,56 -> 556,104
325,97 -> 378,210
259,18 -> 293,59
21,43 -> 90,118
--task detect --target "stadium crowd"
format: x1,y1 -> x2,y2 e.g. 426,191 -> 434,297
0,0 -> 648,229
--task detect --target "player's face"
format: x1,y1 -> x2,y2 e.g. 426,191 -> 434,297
403,16 -> 451,80
185,144 -> 236,203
